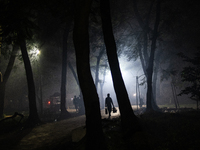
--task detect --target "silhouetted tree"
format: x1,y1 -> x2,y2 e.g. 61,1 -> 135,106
20,38 -> 41,126
0,45 -> 18,117
60,20 -> 72,119
132,0 -> 161,112
94,47 -> 105,91
178,50 -> 200,110
73,0 -> 107,149
68,61 -> 80,91
1,0 -> 41,126
36,0 -> 75,118
100,0 -> 139,132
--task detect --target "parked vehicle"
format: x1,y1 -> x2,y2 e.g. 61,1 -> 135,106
45,92 -> 60,113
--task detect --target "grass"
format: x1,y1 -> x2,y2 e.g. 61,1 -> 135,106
158,103 -> 197,109
1,109 -> 200,150
102,110 -> 200,150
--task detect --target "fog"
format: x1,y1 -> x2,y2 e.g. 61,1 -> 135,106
2,0 -> 199,114
99,55 -> 146,107
3,46 -> 196,113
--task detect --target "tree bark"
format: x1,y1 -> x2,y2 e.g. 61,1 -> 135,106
146,0 -> 161,112
60,21 -> 72,119
73,0 -> 107,149
68,61 -> 82,96
152,50 -> 163,111
100,0 -> 139,131
68,61 -> 80,87
100,62 -> 107,109
133,0 -> 161,111
95,47 -> 104,91
20,39 -> 41,126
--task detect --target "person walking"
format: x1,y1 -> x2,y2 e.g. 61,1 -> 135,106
73,95 -> 78,112
105,93 -> 114,118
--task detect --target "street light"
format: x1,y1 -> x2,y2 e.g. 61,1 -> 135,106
36,49 -> 40,55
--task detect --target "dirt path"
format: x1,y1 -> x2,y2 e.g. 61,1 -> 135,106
16,115 -> 86,150
0,108 -> 120,150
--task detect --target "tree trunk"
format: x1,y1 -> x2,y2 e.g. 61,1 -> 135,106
152,67 -> 160,110
133,0 -> 161,112
68,61 -> 82,96
152,50 -> 163,111
100,0 -> 139,131
146,0 -> 161,112
95,47 -> 104,91
0,45 -> 17,117
73,0 -> 107,149
20,39 -> 41,126
100,63 -> 107,109
60,21 -> 72,119
68,61 -> 80,87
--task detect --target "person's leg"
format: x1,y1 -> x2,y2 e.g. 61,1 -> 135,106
108,106 -> 111,119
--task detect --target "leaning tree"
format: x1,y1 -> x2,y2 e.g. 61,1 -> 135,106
100,0 -> 140,132
73,0 -> 107,149
1,0 -> 41,126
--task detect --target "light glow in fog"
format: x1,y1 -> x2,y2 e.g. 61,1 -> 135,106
99,55 -> 145,107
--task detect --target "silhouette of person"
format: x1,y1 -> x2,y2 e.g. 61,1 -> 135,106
78,94 -> 84,114
73,95 -> 78,112
105,93 -> 114,118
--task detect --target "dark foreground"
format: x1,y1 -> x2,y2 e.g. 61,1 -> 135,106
0,109 -> 200,150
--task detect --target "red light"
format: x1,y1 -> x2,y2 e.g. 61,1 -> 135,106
48,101 -> 51,105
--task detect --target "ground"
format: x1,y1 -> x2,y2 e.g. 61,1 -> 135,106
0,108 -> 119,150
0,107 -> 200,150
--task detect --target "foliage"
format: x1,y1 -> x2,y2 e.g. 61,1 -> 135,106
0,0 -> 39,43
178,50 -> 200,101
0,0 -> 40,62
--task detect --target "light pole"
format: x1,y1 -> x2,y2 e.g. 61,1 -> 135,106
136,74 -> 145,110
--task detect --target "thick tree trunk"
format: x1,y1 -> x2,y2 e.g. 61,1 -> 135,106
133,0 -> 161,112
60,21 -> 71,119
68,61 -> 80,87
68,61 -> 82,96
151,50 -> 163,111
100,0 -> 139,131
152,68 -> 160,110
95,47 -> 104,91
20,39 -> 41,126
146,0 -> 161,112
0,46 -> 17,117
95,58 -> 100,91
100,63 -> 107,109
73,0 -> 107,149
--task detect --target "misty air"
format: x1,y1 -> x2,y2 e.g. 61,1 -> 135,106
0,0 -> 200,149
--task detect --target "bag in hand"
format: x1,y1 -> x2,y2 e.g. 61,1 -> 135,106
112,107 -> 117,113
105,107 -> 108,114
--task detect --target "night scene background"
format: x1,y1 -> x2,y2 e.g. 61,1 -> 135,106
0,0 -> 200,150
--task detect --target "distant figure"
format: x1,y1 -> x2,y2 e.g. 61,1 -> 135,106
105,93 -> 114,118
78,94 -> 85,114
139,97 -> 144,108
73,95 -> 78,112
